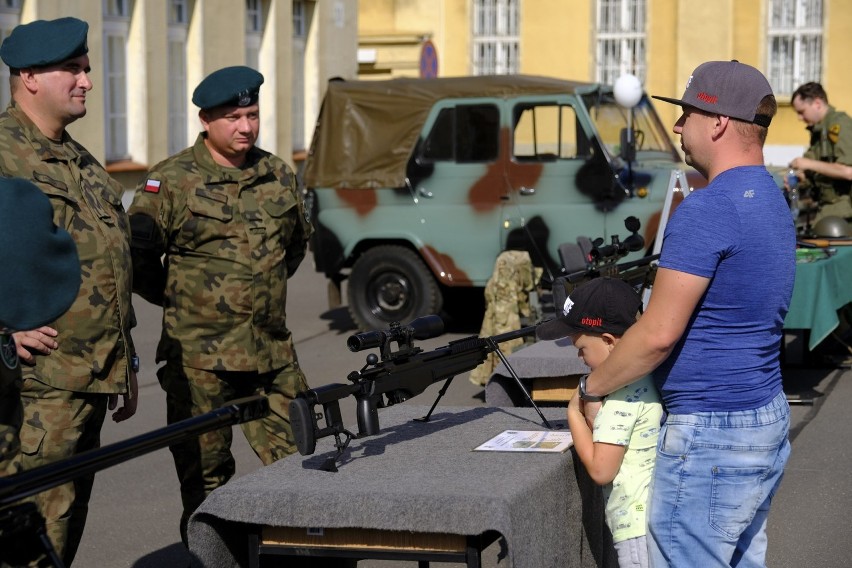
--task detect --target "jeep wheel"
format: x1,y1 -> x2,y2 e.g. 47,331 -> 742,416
347,245 -> 442,331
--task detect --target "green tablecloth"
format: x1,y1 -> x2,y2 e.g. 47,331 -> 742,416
784,246 -> 852,350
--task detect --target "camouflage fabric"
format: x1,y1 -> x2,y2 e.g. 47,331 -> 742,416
157,361 -> 308,544
469,251 -> 539,387
0,103 -> 136,394
802,106 -> 852,221
17,377 -> 108,565
129,133 -> 313,372
0,333 -> 22,477
0,102 -> 134,564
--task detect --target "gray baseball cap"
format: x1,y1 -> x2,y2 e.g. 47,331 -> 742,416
653,60 -> 774,127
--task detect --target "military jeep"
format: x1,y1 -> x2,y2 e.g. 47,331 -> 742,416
303,75 -> 701,331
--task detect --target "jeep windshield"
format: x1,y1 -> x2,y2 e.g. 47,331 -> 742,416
582,92 -> 679,161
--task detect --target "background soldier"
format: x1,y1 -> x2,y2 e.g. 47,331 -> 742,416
789,82 -> 852,222
128,66 -> 312,544
0,178 -> 80,479
0,17 -> 138,564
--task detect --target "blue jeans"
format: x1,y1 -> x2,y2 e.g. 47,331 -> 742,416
647,392 -> 790,568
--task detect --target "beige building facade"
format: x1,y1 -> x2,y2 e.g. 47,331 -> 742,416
0,0 -> 359,188
357,0 -> 852,167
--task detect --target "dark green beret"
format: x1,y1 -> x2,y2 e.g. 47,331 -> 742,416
192,66 -> 264,110
0,17 -> 89,69
0,177 -> 80,330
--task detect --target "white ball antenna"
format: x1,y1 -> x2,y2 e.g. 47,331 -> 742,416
614,73 -> 642,108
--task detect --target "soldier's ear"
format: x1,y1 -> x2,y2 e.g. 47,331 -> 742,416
199,109 -> 210,132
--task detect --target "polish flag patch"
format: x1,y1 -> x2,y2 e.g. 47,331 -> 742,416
144,179 -> 161,193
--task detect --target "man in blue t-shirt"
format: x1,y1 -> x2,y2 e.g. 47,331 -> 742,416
577,60 -> 796,567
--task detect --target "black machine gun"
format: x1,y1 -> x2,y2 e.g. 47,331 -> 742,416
0,395 -> 269,568
553,215 -> 659,311
290,315 -> 556,471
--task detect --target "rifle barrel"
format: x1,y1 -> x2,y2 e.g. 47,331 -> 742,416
0,395 -> 269,508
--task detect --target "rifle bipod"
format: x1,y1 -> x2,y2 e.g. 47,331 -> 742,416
414,338 -> 556,430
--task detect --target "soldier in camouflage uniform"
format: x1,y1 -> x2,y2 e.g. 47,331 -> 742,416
790,82 -> 852,223
128,66 -> 312,544
0,18 -> 138,564
0,178 -> 80,479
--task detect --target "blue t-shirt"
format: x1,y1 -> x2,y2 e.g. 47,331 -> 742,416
653,166 -> 796,413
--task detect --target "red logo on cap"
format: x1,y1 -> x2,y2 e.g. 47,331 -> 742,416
697,92 -> 718,105
581,317 -> 603,327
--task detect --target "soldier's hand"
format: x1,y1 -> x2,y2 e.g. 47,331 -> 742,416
110,370 -> 139,422
12,327 -> 58,364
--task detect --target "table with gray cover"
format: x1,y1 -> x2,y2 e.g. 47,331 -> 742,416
188,404 -> 614,567
486,338 -> 589,406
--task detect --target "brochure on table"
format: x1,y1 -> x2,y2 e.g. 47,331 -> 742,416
474,430 -> 574,453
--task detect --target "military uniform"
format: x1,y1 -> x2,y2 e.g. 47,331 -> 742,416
0,333 -> 22,477
802,105 -> 852,221
129,130 -> 312,540
0,102 -> 135,561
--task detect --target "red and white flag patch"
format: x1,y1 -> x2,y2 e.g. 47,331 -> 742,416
144,179 -> 161,193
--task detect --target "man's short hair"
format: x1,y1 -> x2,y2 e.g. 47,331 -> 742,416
734,94 -> 777,145
791,82 -> 828,105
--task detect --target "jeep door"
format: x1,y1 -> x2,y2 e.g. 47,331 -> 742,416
406,100 -> 506,287
502,96 -> 662,276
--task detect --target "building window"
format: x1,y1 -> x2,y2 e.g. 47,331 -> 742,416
595,0 -> 646,86
767,0 -> 823,96
292,0 -> 308,152
246,0 -> 263,70
168,0 -> 189,154
0,0 -> 21,111
471,0 -> 519,76
103,0 -> 132,161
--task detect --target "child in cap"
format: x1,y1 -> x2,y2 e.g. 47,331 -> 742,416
538,277 -> 662,568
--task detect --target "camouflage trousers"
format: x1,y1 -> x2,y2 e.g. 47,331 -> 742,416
0,369 -> 22,478
157,360 -> 309,544
16,378 -> 108,566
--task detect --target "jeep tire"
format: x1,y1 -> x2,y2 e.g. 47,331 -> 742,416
347,245 -> 442,331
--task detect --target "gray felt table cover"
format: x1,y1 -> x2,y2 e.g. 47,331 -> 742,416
486,339 -> 590,407
188,405 -> 612,567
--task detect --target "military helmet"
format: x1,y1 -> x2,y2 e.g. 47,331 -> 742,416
812,216 -> 850,238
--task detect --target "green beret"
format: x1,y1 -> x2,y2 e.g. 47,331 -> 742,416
0,177 -> 80,330
192,66 -> 264,110
0,17 -> 89,69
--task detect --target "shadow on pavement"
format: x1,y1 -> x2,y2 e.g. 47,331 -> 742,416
132,542 -> 189,568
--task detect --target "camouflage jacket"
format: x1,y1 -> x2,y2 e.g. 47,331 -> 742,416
803,105 -> 852,203
129,134 -> 313,373
0,104 -> 135,394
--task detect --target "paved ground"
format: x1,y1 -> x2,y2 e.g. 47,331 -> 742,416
46,245 -> 852,566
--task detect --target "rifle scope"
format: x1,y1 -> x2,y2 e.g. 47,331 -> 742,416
347,315 -> 445,352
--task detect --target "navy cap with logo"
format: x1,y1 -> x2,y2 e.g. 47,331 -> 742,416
0,177 -> 80,331
652,60 -> 774,127
192,66 -> 264,110
0,17 -> 89,69
536,277 -> 642,341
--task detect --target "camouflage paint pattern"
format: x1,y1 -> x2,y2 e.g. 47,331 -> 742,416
469,251 -> 539,386
802,106 -> 852,221
0,102 -> 135,563
129,134 -> 312,373
0,333 -> 21,477
128,133 -> 311,542
308,80 -> 686,298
